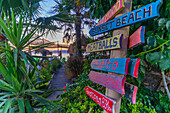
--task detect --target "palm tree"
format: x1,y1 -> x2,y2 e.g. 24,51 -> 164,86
53,0 -> 95,58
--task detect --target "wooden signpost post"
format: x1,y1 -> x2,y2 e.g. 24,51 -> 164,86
129,26 -> 145,48
89,0 -> 162,36
96,0 -> 125,26
86,34 -> 123,52
89,71 -> 126,94
104,0 -> 132,112
85,86 -> 116,113
91,58 -> 130,75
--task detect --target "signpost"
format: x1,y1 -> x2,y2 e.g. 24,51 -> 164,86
103,0 -> 132,112
85,0 -> 162,112
96,0 -> 125,26
129,26 -> 145,48
89,71 -> 126,94
91,58 -> 130,75
86,34 -> 123,52
85,86 -> 116,113
89,0 -> 162,36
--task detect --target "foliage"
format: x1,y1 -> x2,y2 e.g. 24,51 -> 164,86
53,60 -> 170,113
121,86 -> 170,113
85,0 -> 117,19
0,0 -> 42,19
0,11 -> 56,112
65,56 -> 84,79
51,59 -> 62,72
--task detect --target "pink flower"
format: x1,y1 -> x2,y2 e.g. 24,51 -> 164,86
64,86 -> 66,92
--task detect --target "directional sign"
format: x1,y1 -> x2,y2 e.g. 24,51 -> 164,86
96,0 -> 125,26
89,71 -> 126,94
91,58 -> 130,75
124,83 -> 138,104
128,59 -> 141,78
129,26 -> 145,48
86,34 -> 122,52
85,86 -> 116,113
89,0 -> 162,36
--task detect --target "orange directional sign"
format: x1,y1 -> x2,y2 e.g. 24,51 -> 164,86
96,0 -> 125,26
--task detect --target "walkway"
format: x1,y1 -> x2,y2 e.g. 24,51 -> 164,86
47,65 -> 70,100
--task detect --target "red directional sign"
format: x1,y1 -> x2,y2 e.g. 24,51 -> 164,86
85,86 -> 116,113
129,26 -> 145,48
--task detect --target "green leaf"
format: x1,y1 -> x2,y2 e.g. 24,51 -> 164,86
0,58 -> 12,84
13,48 -> 18,68
0,102 -> 5,108
22,33 -> 44,49
0,86 -> 16,93
19,51 -> 28,63
24,89 -> 44,93
25,99 -> 32,113
21,23 -> 30,41
9,108 -> 15,113
0,16 -> 13,44
12,10 -> 17,38
18,64 -> 32,88
29,93 -> 57,107
150,52 -> 160,61
159,58 -> 170,70
18,98 -> 25,113
2,99 -> 12,113
19,26 -> 38,48
166,20 -> 170,32
17,13 -> 23,42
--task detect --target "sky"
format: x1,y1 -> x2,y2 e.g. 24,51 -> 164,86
39,0 -> 64,44
39,0 -> 90,44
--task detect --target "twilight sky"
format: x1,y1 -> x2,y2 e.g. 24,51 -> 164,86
39,0 -> 90,44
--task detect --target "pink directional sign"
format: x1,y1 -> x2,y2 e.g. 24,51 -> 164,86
96,0 -> 125,26
89,71 -> 126,94
91,58 -> 130,75
129,26 -> 145,48
85,86 -> 116,113
125,83 -> 138,104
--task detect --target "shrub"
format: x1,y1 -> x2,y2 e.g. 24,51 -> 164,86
51,59 -> 62,72
65,56 -> 84,79
54,61 -> 170,113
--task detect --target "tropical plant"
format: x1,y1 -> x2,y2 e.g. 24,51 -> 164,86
0,11 -> 57,112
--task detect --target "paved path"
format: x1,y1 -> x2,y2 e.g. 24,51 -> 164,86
47,65 -> 70,100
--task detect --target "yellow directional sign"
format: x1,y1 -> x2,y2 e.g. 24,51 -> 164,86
86,34 -> 122,52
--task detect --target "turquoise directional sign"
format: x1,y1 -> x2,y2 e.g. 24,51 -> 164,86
89,0 -> 162,36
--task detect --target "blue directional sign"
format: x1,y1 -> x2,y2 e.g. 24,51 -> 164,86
89,0 -> 162,36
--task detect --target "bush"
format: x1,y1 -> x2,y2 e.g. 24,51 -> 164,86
65,56 -> 84,79
53,61 -> 170,113
51,59 -> 62,72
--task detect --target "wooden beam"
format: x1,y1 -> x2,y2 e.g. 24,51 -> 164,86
103,0 -> 132,113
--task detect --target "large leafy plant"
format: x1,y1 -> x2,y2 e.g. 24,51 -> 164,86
0,11 -> 57,112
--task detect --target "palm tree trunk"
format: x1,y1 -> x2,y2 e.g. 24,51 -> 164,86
75,16 -> 82,58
